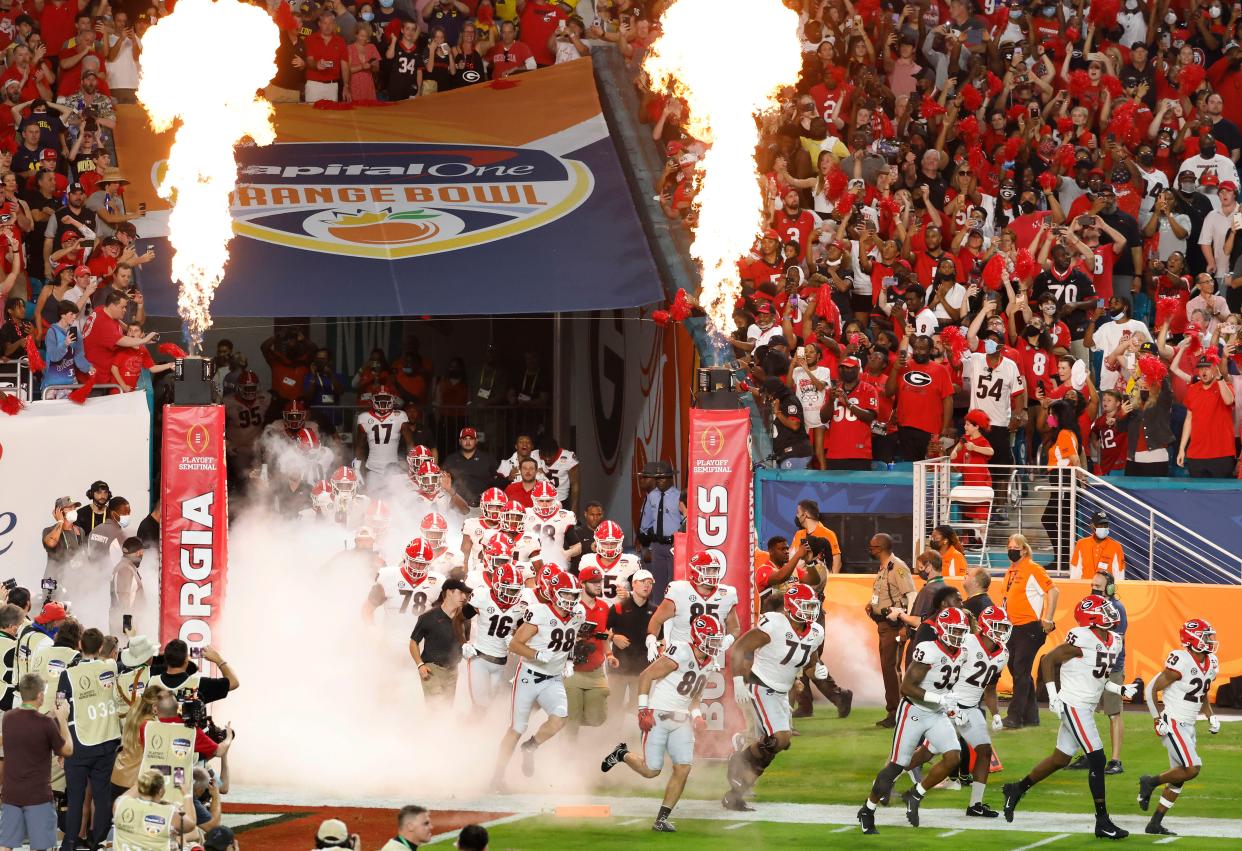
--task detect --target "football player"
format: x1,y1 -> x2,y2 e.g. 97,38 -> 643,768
723,584 -> 825,811
326,465 -> 371,529
223,369 -> 269,478
262,399 -> 316,444
577,520 -> 639,605
646,551 -> 741,660
904,606 -> 1012,817
300,481 -> 334,521
355,385 -> 411,474
419,512 -> 462,577
467,532 -> 512,591
406,445 -> 435,479
600,613 -> 722,833
462,562 -> 527,712
520,481 -> 576,570
1139,619 -> 1221,836
462,487 -> 507,573
490,571 -> 585,790
1002,595 -> 1137,840
409,461 -> 469,526
362,537 -> 445,627
858,607 -> 970,833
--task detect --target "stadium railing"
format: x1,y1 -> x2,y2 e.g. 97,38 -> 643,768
0,357 -> 33,401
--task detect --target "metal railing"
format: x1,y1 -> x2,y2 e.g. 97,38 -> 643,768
41,383 -> 123,400
0,357 -> 33,401
913,458 -> 1242,584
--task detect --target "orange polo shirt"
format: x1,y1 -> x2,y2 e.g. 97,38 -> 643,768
941,546 -> 967,578
1070,535 -> 1126,580
1003,557 -> 1055,626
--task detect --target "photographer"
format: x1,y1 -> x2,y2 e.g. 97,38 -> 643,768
564,565 -> 610,738
151,640 -> 240,703
112,769 -> 197,850
60,627 -> 122,851
15,602 -> 67,680
190,766 -> 224,837
315,818 -> 360,849
0,603 -> 22,711
139,686 -> 233,772
41,497 -> 85,588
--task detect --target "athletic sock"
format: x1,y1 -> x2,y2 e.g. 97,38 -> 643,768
1150,808 -> 1166,825
971,782 -> 986,806
1018,775 -> 1035,792
864,799 -> 877,811
657,806 -> 672,822
522,737 -> 540,751
913,782 -> 926,798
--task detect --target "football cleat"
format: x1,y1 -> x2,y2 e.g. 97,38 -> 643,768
1145,823 -> 1176,836
651,818 -> 676,833
856,805 -> 878,835
1002,782 -> 1024,822
1094,815 -> 1129,840
965,802 -> 1000,818
720,790 -> 754,812
601,742 -> 628,773
520,739 -> 538,777
1138,775 -> 1159,811
900,788 -> 922,827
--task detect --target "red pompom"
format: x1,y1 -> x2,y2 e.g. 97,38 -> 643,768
982,254 -> 1008,291
967,144 -> 988,178
651,310 -> 670,327
855,0 -> 880,21
1069,70 -> 1092,99
1137,355 -> 1168,387
312,100 -> 354,110
826,168 -> 848,201
488,78 -> 520,90
877,112 -> 895,139
961,85 -> 983,112
1056,116 -> 1074,136
0,391 -> 22,415
1107,100 -> 1141,146
1055,144 -> 1078,170
1101,75 -> 1124,99
25,335 -> 45,373
828,65 -> 848,87
1014,248 -> 1038,280
987,72 -> 1004,98
1007,103 -> 1026,122
669,289 -> 692,322
1088,0 -> 1120,29
158,342 -> 189,359
939,325 -> 970,368
1155,295 -> 1182,328
955,116 -> 981,145
68,371 -> 99,404
1002,136 -> 1021,162
921,95 -> 946,119
1065,27 -> 1081,44
1038,170 -> 1059,192
1178,64 -> 1206,98
879,195 -> 901,219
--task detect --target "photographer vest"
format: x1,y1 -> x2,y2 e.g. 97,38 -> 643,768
15,624 -> 51,678
115,665 -> 151,720
68,658 -> 121,746
30,644 -> 80,713
113,794 -> 176,851
139,719 -> 195,806
152,670 -> 201,699
0,629 -> 17,709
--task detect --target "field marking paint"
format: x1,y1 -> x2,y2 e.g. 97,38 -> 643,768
724,822 -> 748,830
618,818 -> 644,826
939,829 -> 962,837
1012,834 -> 1070,851
425,813 -> 534,845
1154,839 -> 1179,845
830,825 -> 855,833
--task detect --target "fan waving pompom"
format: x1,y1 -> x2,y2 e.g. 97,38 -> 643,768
939,325 -> 969,368
1155,295 -> 1182,327
1014,248 -> 1038,280
1068,69 -> 1092,99
987,72 -> 1003,98
1137,354 -> 1168,387
158,342 -> 190,359
982,254 -> 1008,291
1101,75 -> 1123,99
1038,170 -> 1059,192
1087,0 -> 1120,28
955,115 -> 981,145
1002,136 -> 1021,163
961,84 -> 983,112
25,335 -> 45,373
1055,144 -> 1078,170
1178,64 -> 1206,98
826,168 -> 848,201
921,95 -> 946,119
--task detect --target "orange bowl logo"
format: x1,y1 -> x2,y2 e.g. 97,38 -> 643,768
700,426 -> 725,456
186,424 -> 211,455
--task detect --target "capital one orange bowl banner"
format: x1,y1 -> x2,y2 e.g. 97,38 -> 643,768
160,405 -> 228,648
685,408 -> 754,756
114,61 -> 661,318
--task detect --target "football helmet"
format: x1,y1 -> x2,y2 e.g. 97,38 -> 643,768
282,399 -> 307,431
330,466 -> 358,498
482,532 -> 515,575
1074,594 -> 1120,630
531,480 -> 559,519
401,537 -> 434,584
480,487 -> 507,523
501,499 -> 527,534
783,583 -> 820,624
364,499 -> 390,534
978,606 -> 1013,645
371,385 -> 396,415
932,607 -> 971,649
690,613 -> 724,657
406,445 -> 434,475
236,370 -> 259,402
688,550 -> 726,589
548,570 -> 582,615
415,461 -> 441,496
536,564 -> 562,603
420,511 -> 448,549
294,427 -> 320,453
593,520 -> 624,561
1180,619 -> 1218,654
492,562 -> 523,607
309,480 -> 332,511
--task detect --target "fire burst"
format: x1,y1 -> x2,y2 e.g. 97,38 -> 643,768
644,0 -> 801,334
138,0 -> 278,353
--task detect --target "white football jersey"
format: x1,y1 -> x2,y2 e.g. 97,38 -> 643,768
662,580 -> 739,645
408,489 -> 461,527
534,448 -> 579,502
909,639 -> 966,712
1160,649 -> 1220,724
469,587 -> 528,659
648,641 -> 713,713
223,392 -> 270,454
357,410 -> 408,472
462,517 -> 504,573
579,552 -> 640,604
1060,626 -> 1118,710
750,611 -> 825,693
513,533 -> 542,575
371,567 -> 444,626
950,632 -> 1010,708
521,509 -> 576,570
521,600 -> 586,676
428,547 -> 463,578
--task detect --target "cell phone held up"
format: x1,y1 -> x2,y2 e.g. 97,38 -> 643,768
189,645 -> 203,660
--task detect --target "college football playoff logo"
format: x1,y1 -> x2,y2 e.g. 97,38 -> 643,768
186,424 -> 211,455
700,426 -> 725,457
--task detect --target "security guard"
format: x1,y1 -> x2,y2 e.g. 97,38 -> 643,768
637,461 -> 683,605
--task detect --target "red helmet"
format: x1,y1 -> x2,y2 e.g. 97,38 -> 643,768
690,612 -> 724,657
492,562 -> 523,607
978,605 -> 1013,645
783,583 -> 820,624
501,499 -> 527,534
480,487 -> 507,523
294,427 -> 320,453
547,570 -> 581,615
420,511 -> 448,548
406,445 -> 434,474
330,466 -> 358,497
688,551 -> 726,589
310,480 -> 332,510
1180,619 -> 1218,654
531,480 -> 559,519
482,532 -> 515,576
1074,594 -> 1120,630
932,607 -> 971,649
365,499 -> 391,533
371,385 -> 396,415
283,399 -> 307,431
401,537 -> 434,584
236,370 -> 259,402
593,520 -> 624,561
536,564 -> 562,603
415,461 -> 441,496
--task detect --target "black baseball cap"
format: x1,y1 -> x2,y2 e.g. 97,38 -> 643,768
442,578 -> 472,595
1091,510 -> 1109,526
88,480 -> 111,495
204,826 -> 236,851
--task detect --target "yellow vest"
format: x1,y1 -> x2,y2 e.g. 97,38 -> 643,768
0,629 -> 17,694
113,794 -> 176,851
68,658 -> 121,746
30,645 -> 80,714
15,624 -> 51,678
115,665 -> 151,721
139,720 -> 195,807
152,671 -> 200,698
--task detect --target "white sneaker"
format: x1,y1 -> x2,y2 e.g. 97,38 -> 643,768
936,779 -> 961,791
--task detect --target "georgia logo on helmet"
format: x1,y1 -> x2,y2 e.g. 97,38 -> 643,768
283,399 -> 307,431
415,461 -> 441,496
1180,619 -> 1218,654
406,445 -> 434,475
547,570 -> 582,615
1075,594 -> 1120,629
492,562 -> 523,608
371,385 -> 396,416
480,487 -> 507,523
531,480 -> 559,520
783,583 -> 820,625
330,466 -> 359,497
482,532 -> 515,578
364,499 -> 391,533
294,427 -> 320,453
236,370 -> 259,402
593,520 -> 624,561
690,612 -> 724,657
978,606 -> 1013,645
420,511 -> 448,549
536,564 -> 562,603
501,499 -> 527,534
310,480 -> 333,510
401,536 -> 434,584
932,607 -> 971,649
688,550 -> 726,589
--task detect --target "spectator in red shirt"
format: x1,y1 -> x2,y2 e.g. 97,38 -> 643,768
110,321 -> 174,393
485,20 -> 535,79
1090,390 -> 1128,476
81,290 -> 154,378
517,0 -> 566,67
772,188 -> 818,262
261,327 -> 316,416
823,355 -> 878,470
504,457 -> 541,508
303,10 -> 351,102
885,335 -> 953,462
36,0 -> 78,61
1173,353 -> 1237,477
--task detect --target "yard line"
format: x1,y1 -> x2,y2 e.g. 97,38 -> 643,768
830,825 -> 855,833
724,822 -> 749,830
939,830 -> 962,838
617,818 -> 645,826
1011,834 -> 1070,851
1154,838 -> 1179,845
425,813 -> 534,845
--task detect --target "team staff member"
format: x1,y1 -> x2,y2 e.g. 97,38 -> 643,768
606,569 -> 656,712
928,525 -> 967,578
1070,512 -> 1126,580
867,533 -> 915,728
1001,534 -> 1059,730
962,568 -> 994,618
409,579 -> 474,704
565,566 -> 610,737
790,500 -> 841,574
896,551 -> 945,666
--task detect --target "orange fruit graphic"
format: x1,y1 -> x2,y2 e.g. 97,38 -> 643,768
327,219 -> 441,245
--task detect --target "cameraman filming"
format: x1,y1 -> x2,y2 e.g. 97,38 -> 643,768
150,640 -> 239,704
141,685 -> 234,766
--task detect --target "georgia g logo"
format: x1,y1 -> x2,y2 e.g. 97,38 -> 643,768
903,370 -> 933,388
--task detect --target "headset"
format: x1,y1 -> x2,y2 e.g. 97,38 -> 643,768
1096,570 -> 1116,598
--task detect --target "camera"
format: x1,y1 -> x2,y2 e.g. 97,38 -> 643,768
2,578 -> 16,591
179,693 -> 230,743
